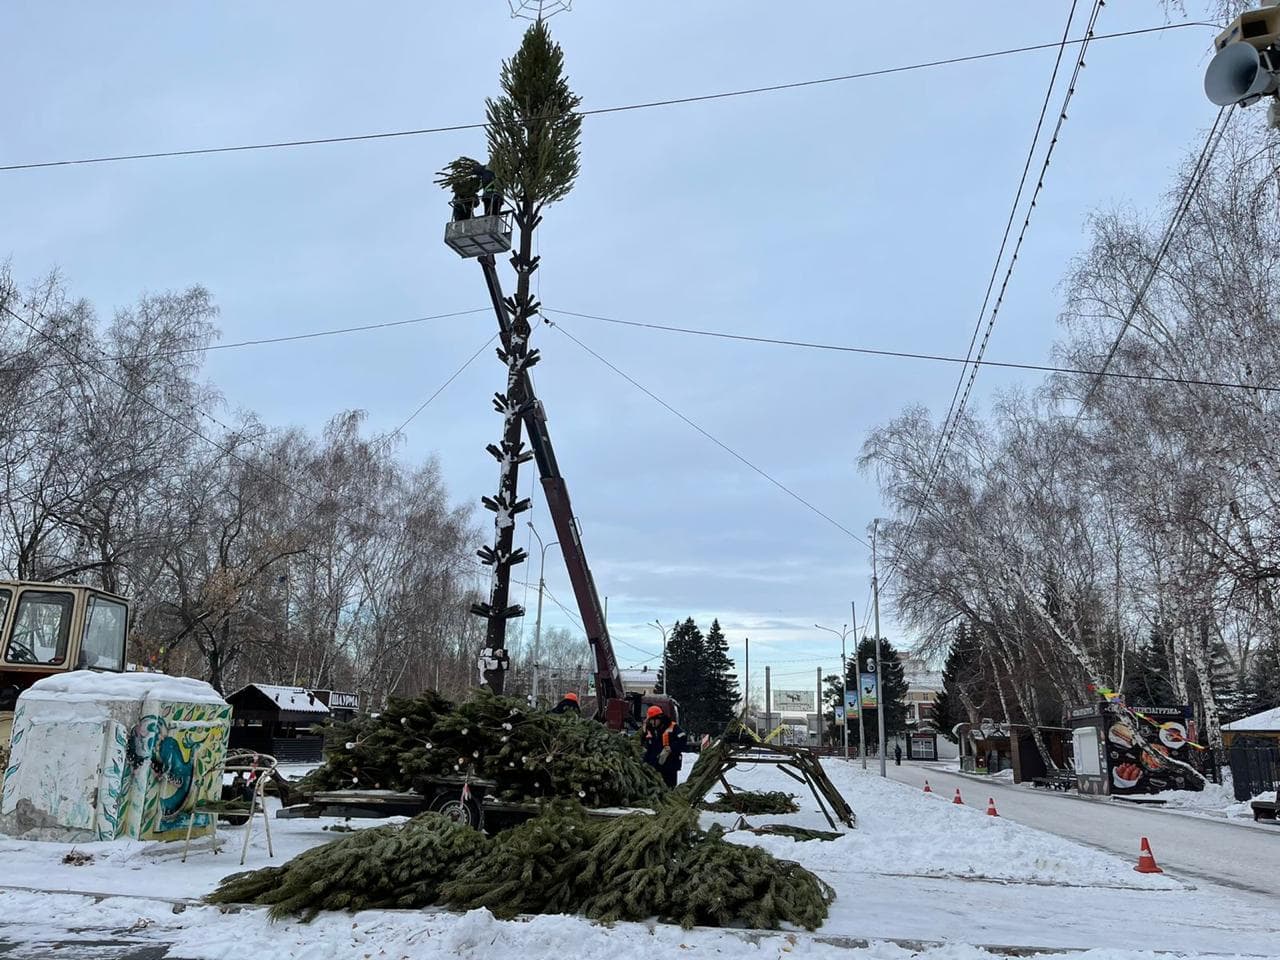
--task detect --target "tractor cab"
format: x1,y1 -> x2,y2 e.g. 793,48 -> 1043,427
0,580 -> 130,717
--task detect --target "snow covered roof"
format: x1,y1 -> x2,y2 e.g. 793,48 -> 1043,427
1222,706 -> 1280,733
620,668 -> 658,692
905,669 -> 944,693
26,671 -> 226,705
232,683 -> 330,715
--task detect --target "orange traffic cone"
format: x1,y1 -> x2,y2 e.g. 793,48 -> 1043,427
986,797 -> 999,817
953,788 -> 964,805
923,780 -> 932,794
1134,837 -> 1163,874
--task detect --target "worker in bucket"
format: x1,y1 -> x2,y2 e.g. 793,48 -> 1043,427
550,691 -> 581,716
641,705 -> 687,787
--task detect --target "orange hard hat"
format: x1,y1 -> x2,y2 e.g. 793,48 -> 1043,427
646,705 -> 663,718
564,692 -> 579,703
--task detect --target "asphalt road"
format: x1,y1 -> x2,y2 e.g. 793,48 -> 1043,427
886,760 -> 1280,896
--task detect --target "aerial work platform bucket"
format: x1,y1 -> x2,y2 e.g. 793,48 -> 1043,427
445,210 -> 513,258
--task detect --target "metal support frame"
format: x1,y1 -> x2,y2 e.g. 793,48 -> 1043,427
183,750 -> 278,866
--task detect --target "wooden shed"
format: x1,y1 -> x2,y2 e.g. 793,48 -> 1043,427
226,683 -> 331,763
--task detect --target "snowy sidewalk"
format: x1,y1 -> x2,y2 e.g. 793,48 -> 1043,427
1,764 -> 1278,958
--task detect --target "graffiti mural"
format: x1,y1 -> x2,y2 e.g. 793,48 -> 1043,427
1,685 -> 229,842
125,700 -> 231,841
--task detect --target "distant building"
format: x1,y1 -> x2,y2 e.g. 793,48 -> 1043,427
620,665 -> 660,696
1222,705 -> 1280,748
893,653 -> 957,761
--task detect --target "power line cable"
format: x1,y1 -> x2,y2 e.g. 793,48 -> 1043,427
874,110 -> 1237,626
546,318 -> 871,550
0,307 -> 490,375
1071,105 -> 1233,418
543,309 -> 1280,395
880,0 -> 1104,604
1,299 -> 494,580
0,22 -> 1218,174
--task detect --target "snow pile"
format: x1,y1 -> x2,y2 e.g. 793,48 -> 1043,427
1142,777 -> 1265,820
720,763 -> 1176,890
22,671 -> 225,705
1221,705 -> 1280,732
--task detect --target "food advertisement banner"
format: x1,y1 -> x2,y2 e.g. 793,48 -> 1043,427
1104,704 -> 1203,795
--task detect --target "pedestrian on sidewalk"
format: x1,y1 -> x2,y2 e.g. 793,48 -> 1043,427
894,743 -> 902,766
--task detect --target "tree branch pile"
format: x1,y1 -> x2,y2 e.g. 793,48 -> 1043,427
703,790 -> 799,815
299,690 -> 665,807
208,800 -> 835,930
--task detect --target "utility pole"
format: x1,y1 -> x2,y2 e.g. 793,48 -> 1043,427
853,600 -> 867,770
873,519 -> 887,778
527,523 -> 558,706
764,666 -> 772,739
649,620 -> 669,695
814,622 -> 851,760
743,636 -> 750,719
816,666 -> 823,750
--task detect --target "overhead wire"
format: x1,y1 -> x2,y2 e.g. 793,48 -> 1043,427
877,0 -> 1104,606
0,307 -> 491,375
874,109 -> 1237,636
542,309 -> 1280,395
0,298 -> 495,581
0,22 -> 1218,174
545,317 -> 872,550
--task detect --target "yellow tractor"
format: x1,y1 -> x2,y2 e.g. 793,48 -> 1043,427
0,580 -> 131,753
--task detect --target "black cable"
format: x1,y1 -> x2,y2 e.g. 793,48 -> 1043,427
545,309 -> 1280,395
1,300 -> 493,580
547,319 -> 872,550
0,22 -> 1218,174
1073,106 -> 1234,416
0,307 -> 491,375
882,0 -> 1104,601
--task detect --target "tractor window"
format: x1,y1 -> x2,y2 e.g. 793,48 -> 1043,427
5,591 -> 74,666
0,588 -> 10,633
81,596 -> 127,672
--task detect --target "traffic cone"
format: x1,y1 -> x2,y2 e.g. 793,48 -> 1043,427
986,797 -> 999,817
1134,837 -> 1163,874
923,780 -> 932,794
953,788 -> 964,805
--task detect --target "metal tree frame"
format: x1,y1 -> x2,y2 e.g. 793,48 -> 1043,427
688,727 -> 857,831
470,201 -> 541,695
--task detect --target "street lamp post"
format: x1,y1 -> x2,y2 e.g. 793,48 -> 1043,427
872,520 -> 887,779
527,523 -> 558,706
814,622 -> 851,761
649,620 -> 669,694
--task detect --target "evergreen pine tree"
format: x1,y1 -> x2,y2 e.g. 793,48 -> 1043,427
702,619 -> 740,733
655,618 -> 710,734
1122,628 -> 1178,707
844,636 -> 910,748
935,621 -> 982,743
1239,642 -> 1280,717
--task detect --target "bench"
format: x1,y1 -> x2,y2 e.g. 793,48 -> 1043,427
1251,798 -> 1278,822
1031,772 -> 1075,791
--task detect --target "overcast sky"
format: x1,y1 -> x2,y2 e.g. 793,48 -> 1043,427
0,1 -> 1224,698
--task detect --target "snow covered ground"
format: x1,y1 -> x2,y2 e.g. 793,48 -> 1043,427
0,760 -> 1277,959
888,761 -> 1280,894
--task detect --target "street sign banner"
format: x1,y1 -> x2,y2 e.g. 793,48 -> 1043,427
859,673 -> 878,708
834,706 -> 845,724
844,689 -> 860,712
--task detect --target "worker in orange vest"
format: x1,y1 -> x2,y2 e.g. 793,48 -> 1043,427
550,691 -> 580,716
641,705 -> 687,787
